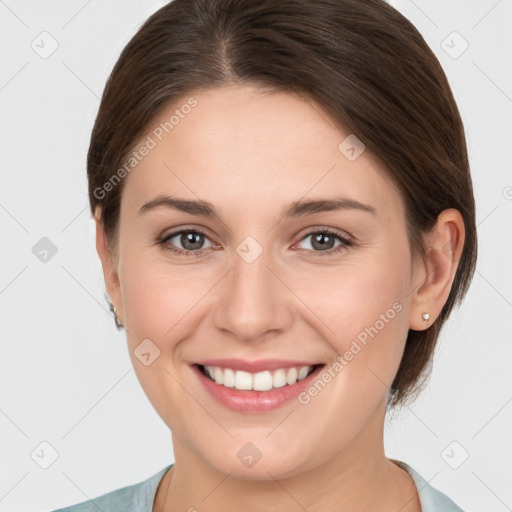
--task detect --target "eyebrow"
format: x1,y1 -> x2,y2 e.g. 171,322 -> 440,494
138,195 -> 377,219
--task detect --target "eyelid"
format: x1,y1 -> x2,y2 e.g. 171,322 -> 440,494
293,227 -> 353,254
159,224 -> 217,243
296,225 -> 353,242
158,226 -> 218,254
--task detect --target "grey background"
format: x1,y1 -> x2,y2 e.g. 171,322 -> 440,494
0,0 -> 511,511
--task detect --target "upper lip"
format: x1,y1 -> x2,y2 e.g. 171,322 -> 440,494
192,358 -> 322,373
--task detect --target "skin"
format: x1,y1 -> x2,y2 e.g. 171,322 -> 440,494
95,84 -> 465,511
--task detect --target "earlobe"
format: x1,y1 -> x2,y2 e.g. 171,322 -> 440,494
408,208 -> 465,331
94,207 -> 123,323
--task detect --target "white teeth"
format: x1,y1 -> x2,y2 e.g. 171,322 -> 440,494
202,364 -> 315,391
286,367 -> 298,385
235,370 -> 253,390
223,368 -> 235,387
253,371 -> 273,391
272,368 -> 288,388
214,366 -> 223,385
298,366 -> 309,380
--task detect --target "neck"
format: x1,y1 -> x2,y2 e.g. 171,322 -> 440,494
155,405 -> 420,512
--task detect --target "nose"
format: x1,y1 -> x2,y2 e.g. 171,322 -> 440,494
213,243 -> 293,343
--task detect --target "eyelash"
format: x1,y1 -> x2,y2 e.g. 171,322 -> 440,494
157,227 -> 353,257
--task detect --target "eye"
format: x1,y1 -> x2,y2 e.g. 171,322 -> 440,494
294,228 -> 353,255
158,228 -> 216,256
157,227 -> 353,257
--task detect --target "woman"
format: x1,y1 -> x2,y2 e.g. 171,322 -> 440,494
52,0 -> 477,510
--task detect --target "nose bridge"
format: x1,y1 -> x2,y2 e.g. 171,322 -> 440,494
213,236 -> 291,340
234,237 -> 272,294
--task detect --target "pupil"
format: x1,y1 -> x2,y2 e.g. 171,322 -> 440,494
313,233 -> 334,251
182,232 -> 203,250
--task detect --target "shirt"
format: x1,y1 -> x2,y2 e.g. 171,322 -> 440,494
49,460 -> 465,511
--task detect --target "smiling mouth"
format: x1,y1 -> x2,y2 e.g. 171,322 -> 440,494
196,363 -> 324,392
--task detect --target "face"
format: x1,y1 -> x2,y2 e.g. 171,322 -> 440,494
102,84 -> 422,479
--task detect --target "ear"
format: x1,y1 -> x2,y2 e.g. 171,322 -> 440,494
94,206 -> 124,324
408,208 -> 465,331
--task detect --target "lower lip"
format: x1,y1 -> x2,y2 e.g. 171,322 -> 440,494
192,364 -> 324,413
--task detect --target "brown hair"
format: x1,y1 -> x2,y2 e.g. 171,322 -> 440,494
88,0 -> 477,407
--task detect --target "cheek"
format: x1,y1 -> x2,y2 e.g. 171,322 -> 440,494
117,253 -> 208,424
299,244 -> 411,375
290,251 -> 411,433
118,247 -> 206,337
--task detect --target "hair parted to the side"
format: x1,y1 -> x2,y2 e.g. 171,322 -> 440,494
87,0 -> 477,407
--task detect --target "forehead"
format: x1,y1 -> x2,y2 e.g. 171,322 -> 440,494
121,85 -> 403,224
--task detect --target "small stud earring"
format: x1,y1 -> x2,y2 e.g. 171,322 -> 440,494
106,293 -> 124,329
111,304 -> 124,329
422,312 -> 430,324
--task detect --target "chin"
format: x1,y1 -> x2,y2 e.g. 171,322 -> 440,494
197,442 -> 313,481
